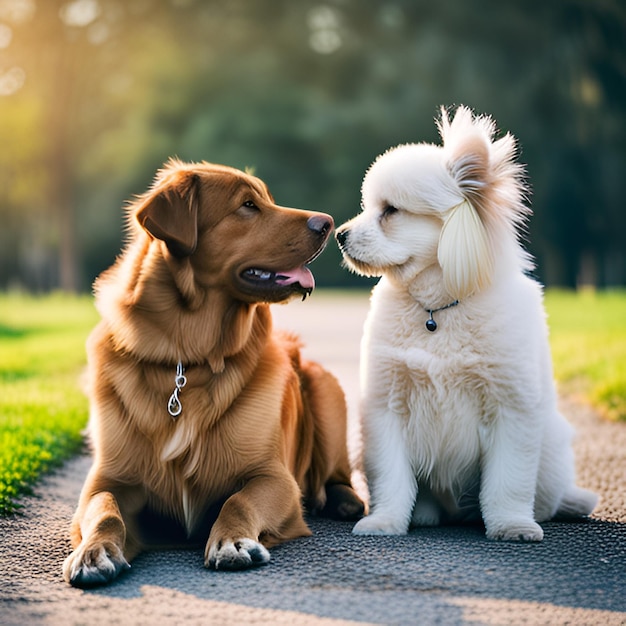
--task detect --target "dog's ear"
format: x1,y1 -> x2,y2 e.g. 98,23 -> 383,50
438,199 -> 494,300
437,106 -> 495,300
135,168 -> 199,258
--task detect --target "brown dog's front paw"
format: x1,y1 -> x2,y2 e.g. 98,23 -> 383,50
205,538 -> 270,571
63,542 -> 130,587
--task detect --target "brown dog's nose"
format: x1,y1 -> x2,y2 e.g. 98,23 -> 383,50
307,214 -> 333,237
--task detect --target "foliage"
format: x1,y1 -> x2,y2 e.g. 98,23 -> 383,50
0,293 -> 97,514
546,289 -> 626,422
0,0 -> 624,292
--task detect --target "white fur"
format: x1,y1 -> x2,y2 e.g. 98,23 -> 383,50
438,199 -> 494,300
337,106 -> 597,541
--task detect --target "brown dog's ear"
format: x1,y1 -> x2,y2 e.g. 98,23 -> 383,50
135,169 -> 199,257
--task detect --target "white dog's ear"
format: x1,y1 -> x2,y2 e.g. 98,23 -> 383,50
437,106 -> 495,300
438,199 -> 494,300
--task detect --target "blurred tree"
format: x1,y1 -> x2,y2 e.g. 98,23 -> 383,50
518,0 -> 626,287
0,0 -> 624,290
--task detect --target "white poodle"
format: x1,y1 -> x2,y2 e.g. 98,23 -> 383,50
336,106 -> 597,541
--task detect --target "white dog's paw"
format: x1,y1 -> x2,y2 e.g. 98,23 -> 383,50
205,538 -> 270,571
352,514 -> 408,536
557,486 -> 598,518
63,541 -> 130,587
486,519 -> 544,542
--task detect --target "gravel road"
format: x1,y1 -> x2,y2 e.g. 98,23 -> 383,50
1,292 -> 624,626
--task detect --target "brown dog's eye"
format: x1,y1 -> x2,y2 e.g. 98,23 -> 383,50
237,200 -> 260,218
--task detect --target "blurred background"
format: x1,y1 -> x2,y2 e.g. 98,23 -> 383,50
0,0 -> 624,292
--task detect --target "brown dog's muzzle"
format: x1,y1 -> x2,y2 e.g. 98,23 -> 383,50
236,210 -> 334,303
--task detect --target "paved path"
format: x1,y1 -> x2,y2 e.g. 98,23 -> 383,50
1,292 -> 625,625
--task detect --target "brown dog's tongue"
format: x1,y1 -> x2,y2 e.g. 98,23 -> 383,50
275,266 -> 315,289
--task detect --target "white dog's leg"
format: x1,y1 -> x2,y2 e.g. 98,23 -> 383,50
411,483 -> 442,527
353,411 -> 416,535
533,411 -> 598,521
479,411 -> 544,542
557,486 -> 598,517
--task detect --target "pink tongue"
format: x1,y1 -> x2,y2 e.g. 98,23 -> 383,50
275,266 -> 315,289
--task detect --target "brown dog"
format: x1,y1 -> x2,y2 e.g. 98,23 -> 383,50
63,159 -> 364,587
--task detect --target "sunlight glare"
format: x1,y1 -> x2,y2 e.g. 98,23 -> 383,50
0,23 -> 11,48
0,0 -> 35,25
59,0 -> 100,28
0,65 -> 25,95
307,5 -> 342,55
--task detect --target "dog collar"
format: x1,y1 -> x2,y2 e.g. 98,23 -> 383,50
425,300 -> 459,332
167,361 -> 187,418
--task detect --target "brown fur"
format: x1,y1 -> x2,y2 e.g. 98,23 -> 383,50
63,160 -> 363,586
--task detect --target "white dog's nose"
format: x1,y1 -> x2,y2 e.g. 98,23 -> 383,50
335,229 -> 348,248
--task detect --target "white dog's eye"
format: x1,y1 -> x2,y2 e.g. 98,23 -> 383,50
381,204 -> 399,219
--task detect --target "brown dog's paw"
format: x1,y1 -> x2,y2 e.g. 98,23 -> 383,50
63,542 -> 130,587
321,483 -> 365,521
205,538 -> 270,571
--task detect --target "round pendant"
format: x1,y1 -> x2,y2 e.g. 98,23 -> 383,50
425,319 -> 437,332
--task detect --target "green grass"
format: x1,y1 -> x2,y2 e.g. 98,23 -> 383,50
0,289 -> 624,516
545,289 -> 626,423
0,293 -> 98,514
